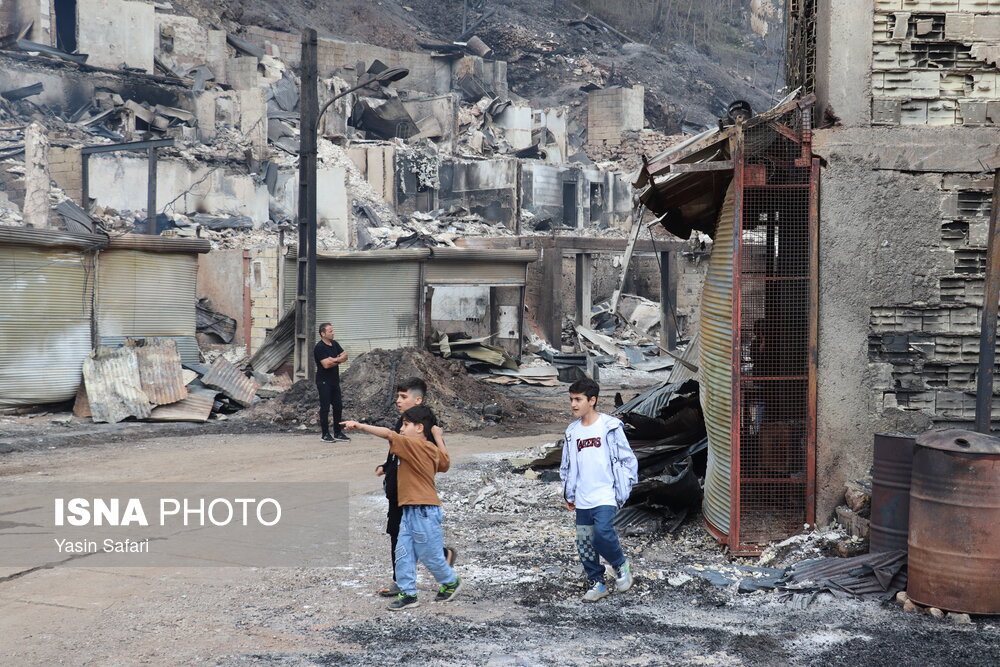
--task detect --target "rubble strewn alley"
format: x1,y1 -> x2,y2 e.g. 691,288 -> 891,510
2,1 -> 1000,665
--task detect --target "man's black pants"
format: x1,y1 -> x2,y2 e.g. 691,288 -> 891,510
387,505 -> 403,580
316,379 -> 342,436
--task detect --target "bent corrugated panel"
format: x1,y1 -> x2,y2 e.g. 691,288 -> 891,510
202,357 -> 259,407
700,184 -> 736,536
82,346 -> 152,423
126,337 -> 188,406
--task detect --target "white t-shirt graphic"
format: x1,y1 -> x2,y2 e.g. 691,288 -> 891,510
573,416 -> 616,509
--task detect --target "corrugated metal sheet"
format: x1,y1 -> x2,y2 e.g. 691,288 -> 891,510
431,248 -> 538,262
82,346 -> 152,423
0,226 -> 106,250
249,307 -> 294,374
612,380 -> 693,420
126,337 -> 187,406
667,330 -> 701,385
284,259 -> 422,371
99,336 -> 199,366
147,387 -> 217,422
285,246 -> 431,262
106,234 -> 211,254
0,245 -> 94,408
201,356 -> 259,407
701,184 -> 736,536
425,260 -> 525,285
96,250 -> 200,364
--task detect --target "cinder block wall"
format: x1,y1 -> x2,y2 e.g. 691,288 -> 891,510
587,86 -> 644,145
248,246 -> 282,355
813,0 -> 1000,521
48,146 -> 82,204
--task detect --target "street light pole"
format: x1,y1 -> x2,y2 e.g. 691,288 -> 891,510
293,29 -> 318,382
292,47 -> 406,382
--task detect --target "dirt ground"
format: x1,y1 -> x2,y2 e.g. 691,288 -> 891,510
1,424 -> 999,666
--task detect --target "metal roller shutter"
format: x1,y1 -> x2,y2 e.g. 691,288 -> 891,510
424,260 -> 525,286
0,246 -> 94,408
96,250 -> 200,364
284,259 -> 421,370
701,184 -> 736,536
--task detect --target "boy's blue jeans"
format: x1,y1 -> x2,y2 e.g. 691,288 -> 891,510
395,505 -> 457,596
575,505 -> 626,583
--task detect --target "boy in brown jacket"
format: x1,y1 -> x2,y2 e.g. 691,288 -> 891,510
342,404 -> 462,610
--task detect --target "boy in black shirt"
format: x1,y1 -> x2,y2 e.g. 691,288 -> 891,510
314,322 -> 348,442
375,377 -> 455,596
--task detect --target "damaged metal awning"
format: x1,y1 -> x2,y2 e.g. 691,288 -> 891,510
635,92 -> 810,240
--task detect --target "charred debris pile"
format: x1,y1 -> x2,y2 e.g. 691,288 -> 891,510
245,347 -> 546,431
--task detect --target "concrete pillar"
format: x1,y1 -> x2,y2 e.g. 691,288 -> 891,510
575,252 -> 592,327
23,122 -> 50,228
541,244 -> 563,346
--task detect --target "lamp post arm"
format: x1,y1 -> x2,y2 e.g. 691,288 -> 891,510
317,79 -> 371,129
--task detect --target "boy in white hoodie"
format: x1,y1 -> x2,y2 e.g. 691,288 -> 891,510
559,377 -> 639,602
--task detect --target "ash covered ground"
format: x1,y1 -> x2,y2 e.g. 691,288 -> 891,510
216,448 -> 1000,667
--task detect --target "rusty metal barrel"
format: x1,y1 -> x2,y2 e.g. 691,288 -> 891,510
907,429 -> 1000,614
870,433 -> 916,553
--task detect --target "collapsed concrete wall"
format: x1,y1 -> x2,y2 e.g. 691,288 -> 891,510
155,12 -> 228,84
587,86 -> 645,145
521,162 -> 632,229
89,153 -> 269,223
241,26 -> 465,96
77,0 -> 155,72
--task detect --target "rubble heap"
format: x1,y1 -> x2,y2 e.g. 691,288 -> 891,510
245,348 -> 549,431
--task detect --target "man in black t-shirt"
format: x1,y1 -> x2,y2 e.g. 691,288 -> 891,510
314,322 -> 349,442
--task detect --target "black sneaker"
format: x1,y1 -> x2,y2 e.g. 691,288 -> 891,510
387,593 -> 419,611
445,546 -> 458,567
334,432 -> 350,441
435,577 -> 462,602
320,433 -> 334,442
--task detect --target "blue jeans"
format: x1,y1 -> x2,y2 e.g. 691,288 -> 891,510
395,505 -> 456,596
576,505 -> 626,583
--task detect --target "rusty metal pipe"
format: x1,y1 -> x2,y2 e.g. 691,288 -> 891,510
975,170 -> 1000,432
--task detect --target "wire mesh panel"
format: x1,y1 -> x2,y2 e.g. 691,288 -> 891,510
730,105 -> 817,553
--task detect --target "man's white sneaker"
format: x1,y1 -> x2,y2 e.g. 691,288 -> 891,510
582,581 -> 609,602
615,561 -> 634,593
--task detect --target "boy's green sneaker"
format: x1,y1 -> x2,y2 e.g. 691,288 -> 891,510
387,593 -> 419,611
582,581 -> 609,602
435,577 -> 463,602
615,561 -> 634,593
